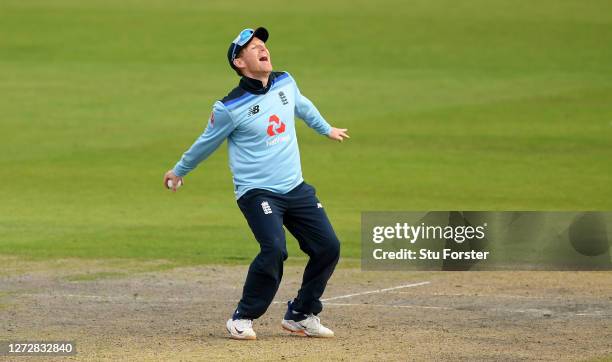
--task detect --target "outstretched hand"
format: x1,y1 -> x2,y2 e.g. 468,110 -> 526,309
328,127 -> 350,142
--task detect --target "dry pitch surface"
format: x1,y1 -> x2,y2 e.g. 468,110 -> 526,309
1,256 -> 611,361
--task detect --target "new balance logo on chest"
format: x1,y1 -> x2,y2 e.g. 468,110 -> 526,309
247,104 -> 259,117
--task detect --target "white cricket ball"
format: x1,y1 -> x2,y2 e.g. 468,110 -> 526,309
167,179 -> 183,189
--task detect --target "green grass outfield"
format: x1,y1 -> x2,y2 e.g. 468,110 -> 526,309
1,0 -> 611,265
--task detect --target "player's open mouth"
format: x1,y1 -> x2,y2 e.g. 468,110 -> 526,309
259,56 -> 268,62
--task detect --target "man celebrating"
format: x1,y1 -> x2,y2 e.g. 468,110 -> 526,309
164,27 -> 349,340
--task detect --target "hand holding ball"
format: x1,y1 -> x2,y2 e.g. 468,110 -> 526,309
167,179 -> 183,190
163,169 -> 183,192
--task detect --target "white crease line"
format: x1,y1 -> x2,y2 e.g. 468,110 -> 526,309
323,302 -> 451,310
392,292 -> 566,300
320,281 -> 431,302
575,312 -> 607,316
496,308 -> 552,314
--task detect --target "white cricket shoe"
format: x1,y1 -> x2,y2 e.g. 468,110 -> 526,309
281,314 -> 334,338
226,318 -> 256,340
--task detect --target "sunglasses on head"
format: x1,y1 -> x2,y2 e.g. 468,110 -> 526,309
231,29 -> 255,61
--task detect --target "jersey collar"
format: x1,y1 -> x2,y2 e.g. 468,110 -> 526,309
239,73 -> 276,95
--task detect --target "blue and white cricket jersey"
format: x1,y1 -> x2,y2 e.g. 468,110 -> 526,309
173,72 -> 332,199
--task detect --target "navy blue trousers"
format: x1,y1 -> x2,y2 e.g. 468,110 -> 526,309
234,182 -> 340,320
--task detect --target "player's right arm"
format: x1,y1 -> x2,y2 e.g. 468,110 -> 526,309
164,102 -> 235,192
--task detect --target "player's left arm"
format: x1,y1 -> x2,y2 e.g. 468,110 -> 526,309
293,79 -> 350,142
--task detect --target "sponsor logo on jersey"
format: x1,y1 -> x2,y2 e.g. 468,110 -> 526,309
265,114 -> 290,147
266,135 -> 289,147
247,104 -> 260,117
267,114 -> 286,136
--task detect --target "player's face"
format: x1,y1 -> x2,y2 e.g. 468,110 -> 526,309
234,37 -> 273,76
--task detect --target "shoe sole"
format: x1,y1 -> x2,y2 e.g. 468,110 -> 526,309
282,324 -> 308,337
281,322 -> 334,338
229,334 -> 257,340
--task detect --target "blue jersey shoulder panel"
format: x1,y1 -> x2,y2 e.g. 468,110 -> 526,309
271,71 -> 289,83
221,86 -> 251,108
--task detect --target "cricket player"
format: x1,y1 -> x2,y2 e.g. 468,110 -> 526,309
163,27 -> 349,340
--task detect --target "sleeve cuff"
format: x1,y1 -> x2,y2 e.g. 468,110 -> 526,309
323,124 -> 332,136
173,165 -> 187,177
